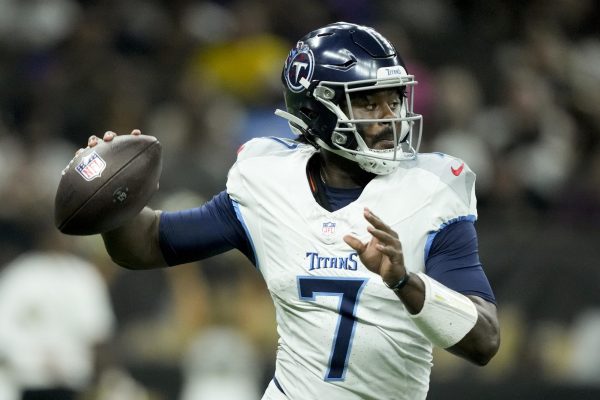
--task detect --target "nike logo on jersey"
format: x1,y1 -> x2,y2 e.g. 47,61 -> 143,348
451,162 -> 465,176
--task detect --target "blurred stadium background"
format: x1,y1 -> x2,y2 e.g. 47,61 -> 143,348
0,0 -> 599,399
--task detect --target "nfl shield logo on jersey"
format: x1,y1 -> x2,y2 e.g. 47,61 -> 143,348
322,221 -> 336,236
76,151 -> 106,181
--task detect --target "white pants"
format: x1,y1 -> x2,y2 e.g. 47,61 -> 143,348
261,380 -> 288,400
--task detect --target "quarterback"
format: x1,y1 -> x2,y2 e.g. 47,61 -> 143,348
91,22 -> 500,400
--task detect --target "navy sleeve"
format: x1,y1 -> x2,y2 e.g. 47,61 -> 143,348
425,220 -> 496,304
158,191 -> 255,266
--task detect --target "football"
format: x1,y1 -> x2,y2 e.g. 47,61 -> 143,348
55,134 -> 162,235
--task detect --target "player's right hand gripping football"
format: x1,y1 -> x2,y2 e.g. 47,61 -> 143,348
76,129 -> 142,155
83,129 -> 159,191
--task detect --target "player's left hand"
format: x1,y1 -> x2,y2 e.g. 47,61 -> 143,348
344,208 -> 407,286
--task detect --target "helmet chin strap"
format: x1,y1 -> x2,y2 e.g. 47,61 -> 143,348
315,137 -> 401,175
315,137 -> 358,162
275,79 -> 314,135
274,109 -> 309,137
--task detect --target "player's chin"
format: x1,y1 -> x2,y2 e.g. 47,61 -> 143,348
371,140 -> 395,151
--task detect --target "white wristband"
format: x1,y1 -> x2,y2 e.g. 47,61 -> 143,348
409,273 -> 478,348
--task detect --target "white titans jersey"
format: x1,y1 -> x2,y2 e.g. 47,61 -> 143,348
226,137 -> 477,400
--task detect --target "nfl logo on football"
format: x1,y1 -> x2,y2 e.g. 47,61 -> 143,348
76,152 -> 107,181
322,221 -> 336,236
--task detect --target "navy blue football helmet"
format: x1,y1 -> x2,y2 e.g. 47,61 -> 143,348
275,22 -> 422,174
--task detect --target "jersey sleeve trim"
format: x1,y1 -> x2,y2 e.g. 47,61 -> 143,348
231,199 -> 259,270
267,136 -> 300,149
424,214 -> 476,261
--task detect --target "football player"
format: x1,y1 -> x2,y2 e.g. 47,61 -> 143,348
92,22 -> 500,400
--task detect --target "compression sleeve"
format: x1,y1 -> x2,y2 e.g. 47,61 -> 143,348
158,191 -> 255,266
425,220 -> 496,304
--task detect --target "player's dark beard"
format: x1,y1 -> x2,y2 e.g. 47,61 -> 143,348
373,125 -> 395,143
357,124 -> 397,149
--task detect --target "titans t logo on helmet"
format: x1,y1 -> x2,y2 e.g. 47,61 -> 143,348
284,41 -> 315,93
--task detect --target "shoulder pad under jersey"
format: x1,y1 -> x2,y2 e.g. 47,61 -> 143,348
235,137 -> 305,161
416,152 -> 477,214
227,137 -> 312,205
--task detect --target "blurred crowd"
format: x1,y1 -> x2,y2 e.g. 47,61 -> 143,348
0,0 -> 599,399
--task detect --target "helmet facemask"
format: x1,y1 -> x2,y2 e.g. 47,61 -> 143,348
276,72 -> 422,175
310,74 -> 422,175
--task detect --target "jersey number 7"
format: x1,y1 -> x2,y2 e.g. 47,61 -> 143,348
297,276 -> 368,381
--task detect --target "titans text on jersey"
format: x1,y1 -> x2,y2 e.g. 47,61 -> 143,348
305,252 -> 358,271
